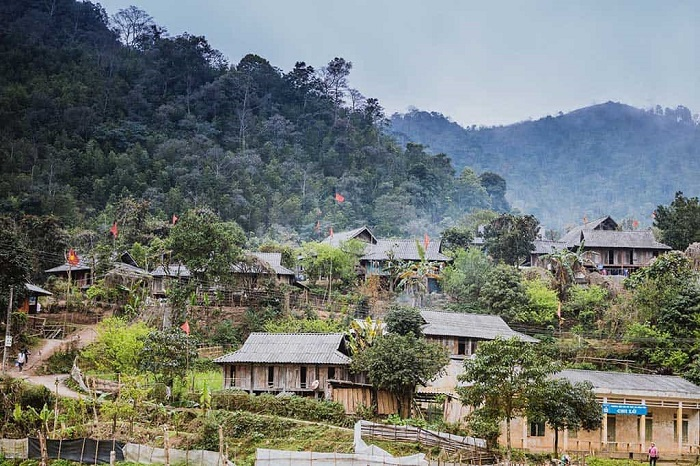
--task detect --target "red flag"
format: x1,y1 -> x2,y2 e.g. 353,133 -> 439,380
172,214 -> 179,225
423,233 -> 430,250
109,222 -> 118,238
334,192 -> 345,203
67,249 -> 80,266
651,211 -> 657,219
632,220 -> 639,229
180,320 -> 190,335
329,227 -> 334,238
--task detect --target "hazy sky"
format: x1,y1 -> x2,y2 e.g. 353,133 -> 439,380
97,0 -> 699,127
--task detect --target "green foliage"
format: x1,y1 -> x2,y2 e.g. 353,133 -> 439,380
442,247 -> 493,309
654,191 -> 700,251
138,327 -> 199,387
483,214 -> 539,266
80,318 -> 151,374
351,334 -> 449,417
212,391 -> 350,427
565,285 -> 609,329
527,379 -> 602,454
458,337 -> 555,457
384,305 -> 424,337
167,208 -> 245,281
263,316 -> 346,333
299,242 -> 359,287
521,279 -> 558,325
478,264 -> 529,320
440,225 -> 474,253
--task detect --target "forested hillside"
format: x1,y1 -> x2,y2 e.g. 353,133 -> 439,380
391,103 -> 700,231
0,0 -> 509,241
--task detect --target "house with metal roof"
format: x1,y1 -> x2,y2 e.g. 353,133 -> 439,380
232,252 -> 296,287
418,310 -> 538,398
214,333 -> 355,397
509,369 -> 700,457
20,283 -> 52,314
557,216 -> 672,276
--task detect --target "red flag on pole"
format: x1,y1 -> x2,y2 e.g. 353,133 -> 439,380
329,227 -> 334,238
334,192 -> 345,203
423,233 -> 430,250
109,222 -> 118,238
172,214 -> 179,225
180,320 -> 190,335
632,220 -> 639,229
67,249 -> 80,266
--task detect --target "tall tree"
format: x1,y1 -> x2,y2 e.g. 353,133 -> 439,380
458,337 -> 554,461
351,333 -> 448,418
654,191 -> 700,251
527,379 -> 602,455
483,213 -> 539,266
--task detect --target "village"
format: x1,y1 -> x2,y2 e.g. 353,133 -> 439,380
3,212 -> 700,466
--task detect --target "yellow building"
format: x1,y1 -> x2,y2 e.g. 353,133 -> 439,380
509,370 -> 700,458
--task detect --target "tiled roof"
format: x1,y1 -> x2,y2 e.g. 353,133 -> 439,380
531,239 -> 567,255
420,310 -> 538,342
214,333 -> 352,365
361,239 -> 451,262
106,262 -> 152,279
558,369 -> 700,398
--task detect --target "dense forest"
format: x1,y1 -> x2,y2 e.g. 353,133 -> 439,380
0,0 -> 511,242
391,103 -> 700,230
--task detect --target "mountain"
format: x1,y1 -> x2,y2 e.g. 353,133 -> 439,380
0,0 -> 502,241
391,103 -> 700,231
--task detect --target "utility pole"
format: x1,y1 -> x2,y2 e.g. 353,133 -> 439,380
2,286 -> 14,373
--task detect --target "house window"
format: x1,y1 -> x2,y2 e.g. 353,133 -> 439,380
300,366 -> 307,388
267,366 -> 275,388
458,338 -> 468,355
674,413 -> 689,443
328,367 -> 336,380
608,250 -> 615,264
628,250 -> 634,265
638,413 -> 653,442
530,421 -> 545,437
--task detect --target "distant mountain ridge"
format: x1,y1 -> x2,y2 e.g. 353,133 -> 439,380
391,102 -> 700,231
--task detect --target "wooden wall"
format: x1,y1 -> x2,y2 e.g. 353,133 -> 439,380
223,363 -> 349,393
330,386 -> 398,415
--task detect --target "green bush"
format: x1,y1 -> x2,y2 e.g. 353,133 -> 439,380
212,390 -> 350,427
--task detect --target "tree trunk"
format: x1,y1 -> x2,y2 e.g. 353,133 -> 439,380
554,428 -> 559,456
506,417 -> 512,464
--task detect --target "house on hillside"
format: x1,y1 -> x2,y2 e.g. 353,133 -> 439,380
510,369 -> 700,457
214,333 -> 356,397
44,259 -> 92,288
232,252 -> 296,287
19,283 -> 52,314
526,217 -> 672,275
150,263 -> 191,297
320,227 -> 452,287
558,216 -> 672,276
45,250 -> 151,290
417,310 -> 538,395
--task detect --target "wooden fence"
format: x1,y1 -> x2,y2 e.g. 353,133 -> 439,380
360,422 -> 495,464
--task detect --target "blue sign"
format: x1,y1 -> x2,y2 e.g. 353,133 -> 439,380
602,403 -> 648,416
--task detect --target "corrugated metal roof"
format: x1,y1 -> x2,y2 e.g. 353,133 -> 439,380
532,239 -> 567,255
150,264 -> 191,277
321,226 -> 377,248
214,333 -> 351,365
572,230 -> 671,250
420,310 -> 538,342
558,369 -> 700,397
250,252 -> 295,276
106,262 -> 152,279
45,261 -> 91,273
25,283 -> 52,296
362,239 -> 451,262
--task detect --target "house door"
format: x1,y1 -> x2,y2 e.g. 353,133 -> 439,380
607,416 -> 616,443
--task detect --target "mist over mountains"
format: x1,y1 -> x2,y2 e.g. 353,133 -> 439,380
391,103 -> 700,231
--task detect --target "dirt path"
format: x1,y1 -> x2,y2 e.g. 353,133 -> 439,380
5,324 -> 99,399
24,324 -> 99,375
